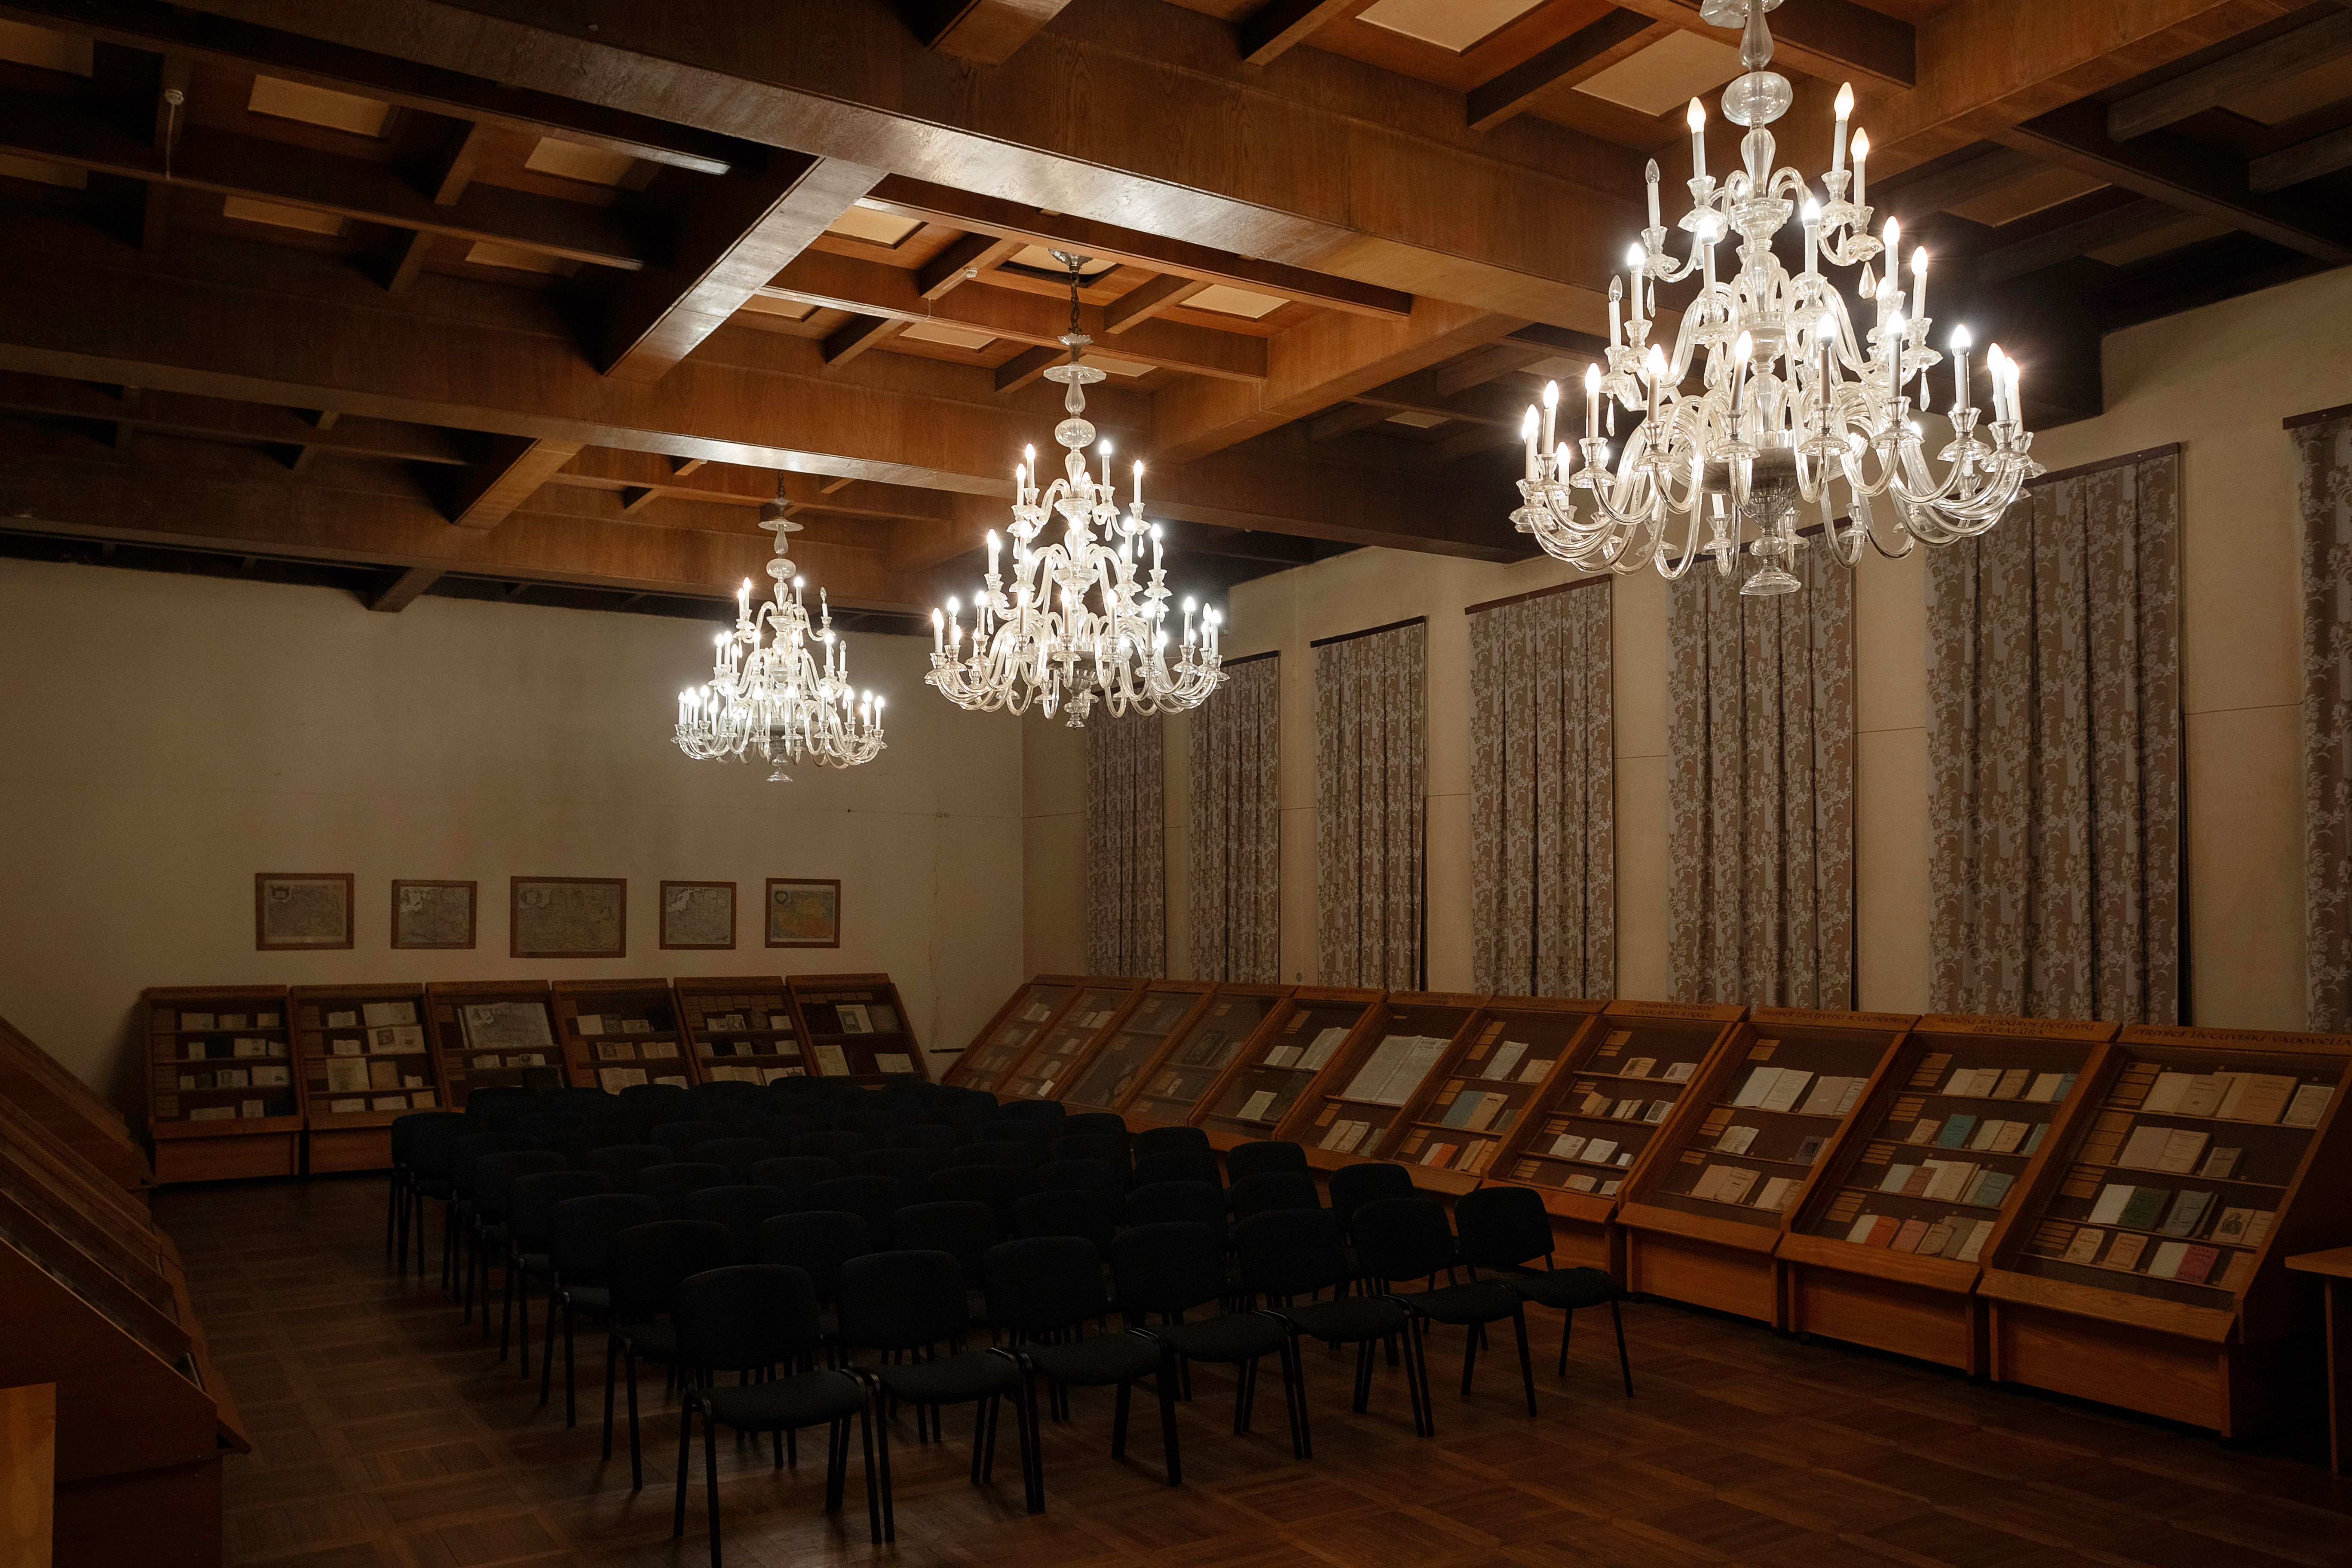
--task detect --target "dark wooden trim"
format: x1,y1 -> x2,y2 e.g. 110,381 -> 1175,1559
1309,616 -> 1424,649
1464,573 -> 1612,616
2026,442 -> 2182,487
1219,648 -> 1280,668
2286,402 -> 2352,433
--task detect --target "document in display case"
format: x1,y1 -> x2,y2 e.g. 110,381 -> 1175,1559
1120,984 -> 1292,1127
291,982 -> 442,1171
141,985 -> 302,1183
1196,988 -> 1385,1140
998,978 -> 1143,1102
948,977 -> 1083,1091
551,979 -> 696,1092
1060,981 -> 1218,1110
0,1012 -> 153,1197
1276,991 -> 1487,1167
676,975 -> 807,1083
423,980 -> 569,1107
788,973 -> 928,1080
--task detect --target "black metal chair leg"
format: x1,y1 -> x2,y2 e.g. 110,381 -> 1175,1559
499,1254 -> 515,1360
1558,1300 -> 1573,1376
671,1387 -> 694,1539
1512,1307 -> 1537,1416
600,1333 -> 619,1460
861,1400 -> 888,1545
970,1399 -> 990,1485
626,1344 -> 645,1489
1111,1379 -> 1130,1460
1461,1317 -> 1479,1396
1610,1297 -> 1634,1395
1017,1371 -> 1044,1513
1283,1337 -> 1312,1460
871,1397 -> 896,1544
702,1406 -> 721,1568
1155,1365 -> 1181,1486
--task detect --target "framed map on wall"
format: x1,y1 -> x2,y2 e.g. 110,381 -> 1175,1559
255,872 -> 353,950
392,880 -> 476,949
660,881 -> 735,949
766,878 -> 840,949
511,877 -> 626,959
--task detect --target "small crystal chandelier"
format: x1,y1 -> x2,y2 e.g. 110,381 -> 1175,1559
1513,0 -> 2043,595
927,252 -> 1225,727
674,478 -> 885,780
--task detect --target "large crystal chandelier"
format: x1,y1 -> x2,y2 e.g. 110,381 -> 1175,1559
674,479 -> 885,780
927,252 -> 1225,726
1513,0 -> 2043,595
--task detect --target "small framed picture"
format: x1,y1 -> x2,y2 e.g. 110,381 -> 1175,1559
392,880 -> 477,949
766,878 -> 841,949
255,873 -> 353,951
660,881 -> 736,950
511,877 -> 626,959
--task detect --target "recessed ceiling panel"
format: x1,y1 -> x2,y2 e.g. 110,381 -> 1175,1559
463,239 -> 564,273
900,320 -> 998,351
1083,353 -> 1152,377
1385,410 -> 1450,428
0,151 -> 86,189
524,138 -> 636,186
1947,164 -> 2107,227
1575,31 -> 1744,119
247,75 -> 392,137
222,195 -> 345,236
2222,52 -> 2352,126
2087,213 -> 2230,267
1185,283 -> 1287,319
740,294 -> 816,320
1358,0 -> 1541,53
825,204 -> 923,247
0,18 -> 92,74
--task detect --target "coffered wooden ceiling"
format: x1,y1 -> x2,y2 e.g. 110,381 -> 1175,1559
0,0 -> 2345,623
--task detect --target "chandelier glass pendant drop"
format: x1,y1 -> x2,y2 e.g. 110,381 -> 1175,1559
927,252 -> 1225,727
674,477 -> 886,780
1513,0 -> 2043,596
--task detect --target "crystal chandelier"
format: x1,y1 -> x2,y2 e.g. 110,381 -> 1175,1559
1513,0 -> 2043,595
927,252 -> 1225,726
674,479 -> 885,780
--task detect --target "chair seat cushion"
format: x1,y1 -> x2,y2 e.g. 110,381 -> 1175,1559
517,1253 -> 553,1279
1276,1295 -> 1408,1345
565,1285 -> 611,1316
1022,1332 -> 1159,1387
1392,1280 -> 1523,1325
1501,1266 -> 1617,1310
1145,1313 -> 1286,1364
702,1370 -> 868,1433
620,1323 -> 680,1363
870,1349 -> 1023,1406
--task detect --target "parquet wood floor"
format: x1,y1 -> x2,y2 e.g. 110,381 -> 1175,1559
164,1177 -> 2352,1568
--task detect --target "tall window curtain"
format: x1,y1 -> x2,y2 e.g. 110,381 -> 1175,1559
1315,621 -> 1426,989
1085,713 -> 1164,976
1188,654 -> 1281,983
2294,412 -> 2352,1030
1469,582 -> 1615,997
1927,446 -> 2180,1023
1669,549 -> 1855,1008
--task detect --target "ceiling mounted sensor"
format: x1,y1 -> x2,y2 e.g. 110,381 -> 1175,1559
1357,0 -> 1543,53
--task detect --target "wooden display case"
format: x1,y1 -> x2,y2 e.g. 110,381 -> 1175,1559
0,1012 -> 153,1198
1615,1004 -> 1903,1324
676,975 -> 805,1084
1194,987 -> 1385,1142
1117,983 -> 1294,1126
788,973 -> 928,1081
551,979 -> 695,1093
1976,1023 -> 2352,1435
946,976 -> 1085,1091
1276,990 -> 1487,1167
1392,996 -> 1609,1186
289,983 -> 443,1173
1060,980 -> 1219,1110
423,981 -> 568,1108
141,986 -> 301,1184
1777,1012 -> 2109,1373
998,977 -> 1145,1102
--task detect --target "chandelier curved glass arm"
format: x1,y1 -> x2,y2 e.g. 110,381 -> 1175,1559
927,251 -> 1225,726
1513,0 -> 2043,597
673,478 -> 886,780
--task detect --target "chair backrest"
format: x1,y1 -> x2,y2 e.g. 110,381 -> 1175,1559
607,1219 -> 736,1321
851,1146 -> 944,1181
748,1155 -> 844,1197
689,1136 -> 776,1176
1228,1169 -> 1321,1221
1232,1208 -> 1348,1300
1132,1125 -> 1211,1160
996,1098 -> 1067,1126
1010,1188 -> 1119,1252
1124,1179 -> 1225,1230
674,1264 -> 825,1371
584,1144 -> 674,1187
1049,1133 -> 1129,1168
1350,1196 -> 1458,1284
650,1119 -> 732,1155
891,1200 -> 1000,1280
952,1140 -> 1039,1172
836,1250 -> 970,1352
680,1184 -> 796,1261
451,1131 -> 539,1196
1031,1158 -> 1125,1200
972,1117 -> 1055,1148
796,1129 -> 871,1161
807,1175 -> 905,1245
390,1109 -> 461,1164
926,1164 -> 1026,1221
519,1113 -> 572,1147
1327,1161 -> 1416,1231
753,1210 -> 873,1299
884,1124 -> 958,1150
547,1192 -> 664,1283
1224,1139 -> 1308,1182
402,1112 -> 473,1176
1111,1221 -> 1227,1317
983,1236 -> 1106,1336
508,1170 -> 612,1248
465,1084 -> 531,1123
632,1161 -> 735,1218
475,1150 -> 569,1223
619,1081 -> 691,1115
1452,1184 -> 1556,1272
747,1115 -> 819,1146
1132,1150 -> 1222,1190
549,1123 -> 625,1164
1060,1110 -> 1127,1140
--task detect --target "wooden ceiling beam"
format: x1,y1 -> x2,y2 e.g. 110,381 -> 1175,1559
1103,275 -> 1213,335
2251,123 -> 2352,191
1468,11 -> 1672,134
365,565 -> 441,612
992,346 -> 1060,395
1875,145 -> 2041,221
139,52 -> 189,254
891,0 -> 1080,64
1975,195 -> 2182,282
1235,0 -> 1378,67
427,435 -> 585,529
916,231 -> 1022,300
2108,9 -> 2352,141
0,371 -> 470,462
821,315 -> 908,367
1615,0 -> 1914,91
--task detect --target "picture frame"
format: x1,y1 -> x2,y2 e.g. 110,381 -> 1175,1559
254,872 -> 353,951
391,879 -> 477,949
511,876 -> 627,959
765,878 -> 841,949
659,880 -> 736,950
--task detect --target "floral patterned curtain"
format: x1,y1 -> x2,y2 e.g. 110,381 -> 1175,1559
1315,621 -> 1425,989
1085,711 -> 1164,977
1927,447 -> 2180,1023
1469,582 -> 1615,997
1188,654 -> 1282,983
1669,546 -> 1855,1008
2294,413 -> 2352,1030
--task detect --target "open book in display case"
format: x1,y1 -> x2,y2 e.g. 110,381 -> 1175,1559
675,975 -> 806,1084
423,980 -> 570,1107
1119,983 -> 1293,1127
142,985 -> 303,1183
1777,1013 -> 2115,1373
996,977 -> 1144,1102
788,973 -> 928,1080
0,1012 -> 153,1198
291,983 -> 443,1172
947,976 -> 1085,1091
1975,1023 -> 2352,1436
1194,987 -> 1386,1142
1277,991 -> 1488,1170
1060,980 -> 1219,1112
551,979 -> 696,1093
1616,1004 -> 1909,1323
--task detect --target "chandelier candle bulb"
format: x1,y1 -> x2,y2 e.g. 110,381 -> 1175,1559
1688,97 -> 1707,182
1646,158 -> 1662,229
1522,406 -> 1540,479
1832,82 -> 1852,178
1887,313 -> 1903,398
1609,275 -> 1623,348
1802,199 -> 1819,275
1851,127 -> 1868,207
1542,379 -> 1560,455
1585,361 -> 1602,441
1627,245 -> 1646,325
1951,325 -> 1971,412
1910,247 -> 1929,325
